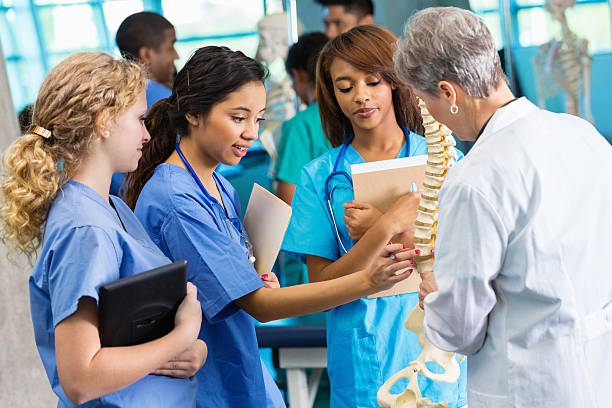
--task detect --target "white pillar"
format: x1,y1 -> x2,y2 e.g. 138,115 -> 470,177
0,42 -> 57,405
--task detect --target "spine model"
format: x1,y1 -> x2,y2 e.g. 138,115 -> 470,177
413,98 -> 458,272
377,98 -> 460,408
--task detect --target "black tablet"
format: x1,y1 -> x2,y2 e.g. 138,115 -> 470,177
98,259 -> 188,347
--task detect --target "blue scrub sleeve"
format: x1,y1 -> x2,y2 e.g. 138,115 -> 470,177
48,226 -> 121,327
161,201 -> 264,324
282,168 -> 340,262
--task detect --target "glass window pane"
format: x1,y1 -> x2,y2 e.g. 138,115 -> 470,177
174,34 -> 259,70
34,0 -> 89,4
102,0 -> 144,48
517,3 -> 611,53
162,0 -> 264,38
469,0 -> 499,11
6,59 -> 46,111
481,11 -> 504,50
1,11 -> 15,55
566,2 -> 611,53
517,7 -> 554,47
265,0 -> 283,14
38,5 -> 101,52
515,0 -> 544,6
3,6 -> 41,60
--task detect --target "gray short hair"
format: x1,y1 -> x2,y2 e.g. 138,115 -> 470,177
394,7 -> 506,98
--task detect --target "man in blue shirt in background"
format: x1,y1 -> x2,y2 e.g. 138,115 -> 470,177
315,0 -> 374,39
112,11 -> 179,196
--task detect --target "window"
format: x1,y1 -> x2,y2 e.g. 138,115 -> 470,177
469,0 -> 504,50
469,0 -> 612,53
1,0 -> 283,111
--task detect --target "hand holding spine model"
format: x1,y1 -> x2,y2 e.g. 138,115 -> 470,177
377,99 -> 461,408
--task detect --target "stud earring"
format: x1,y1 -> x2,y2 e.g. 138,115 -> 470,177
450,104 -> 459,115
104,130 -> 110,137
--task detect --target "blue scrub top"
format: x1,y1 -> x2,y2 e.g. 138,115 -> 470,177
282,133 -> 467,408
134,163 -> 285,408
145,80 -> 172,112
29,180 -> 197,408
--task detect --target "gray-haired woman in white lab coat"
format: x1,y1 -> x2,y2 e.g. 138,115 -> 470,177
394,7 -> 612,408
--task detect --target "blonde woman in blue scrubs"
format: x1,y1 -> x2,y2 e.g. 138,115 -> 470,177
0,53 -> 205,407
282,25 -> 466,407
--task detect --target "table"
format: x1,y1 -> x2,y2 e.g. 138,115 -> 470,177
256,324 -> 327,408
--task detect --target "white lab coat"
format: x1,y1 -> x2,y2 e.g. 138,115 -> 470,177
423,97 -> 612,408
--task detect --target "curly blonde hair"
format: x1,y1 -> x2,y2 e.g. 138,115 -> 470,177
0,52 -> 146,260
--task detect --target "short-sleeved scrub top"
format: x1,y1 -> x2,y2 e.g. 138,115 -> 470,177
275,102 -> 331,286
145,80 -> 172,112
134,163 -> 286,408
276,102 -> 331,185
30,180 -> 197,408
282,132 -> 467,408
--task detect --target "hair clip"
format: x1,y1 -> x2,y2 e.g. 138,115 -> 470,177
32,126 -> 52,139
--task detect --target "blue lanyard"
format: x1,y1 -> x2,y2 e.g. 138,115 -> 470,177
175,143 -> 241,234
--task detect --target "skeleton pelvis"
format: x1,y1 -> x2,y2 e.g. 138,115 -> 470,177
377,305 -> 461,408
377,364 -> 450,408
376,364 -> 421,408
404,305 -> 461,384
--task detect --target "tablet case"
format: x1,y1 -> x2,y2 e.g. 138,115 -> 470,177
98,259 -> 188,347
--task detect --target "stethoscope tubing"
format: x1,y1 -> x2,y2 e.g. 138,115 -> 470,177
175,143 -> 241,233
324,127 -> 412,254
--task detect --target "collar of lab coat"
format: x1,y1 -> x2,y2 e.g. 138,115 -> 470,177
474,97 -> 538,147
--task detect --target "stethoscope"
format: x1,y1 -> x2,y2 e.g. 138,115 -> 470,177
175,143 -> 256,264
325,126 -> 412,254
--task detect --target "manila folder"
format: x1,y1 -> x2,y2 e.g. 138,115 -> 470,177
243,183 -> 292,276
351,155 -> 427,298
351,155 -> 427,213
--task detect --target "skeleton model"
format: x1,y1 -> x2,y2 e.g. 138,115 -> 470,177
255,12 -> 297,164
377,99 -> 461,408
533,0 -> 592,122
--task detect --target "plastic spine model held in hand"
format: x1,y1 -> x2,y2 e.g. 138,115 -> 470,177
377,99 -> 461,408
533,0 -> 592,122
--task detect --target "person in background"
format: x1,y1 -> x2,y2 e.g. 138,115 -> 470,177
0,52 -> 205,407
276,32 -> 330,205
276,32 -> 330,287
112,11 -> 179,197
396,7 -> 612,407
315,0 -> 374,39
116,11 -> 179,110
18,104 -> 33,133
282,25 -> 466,407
